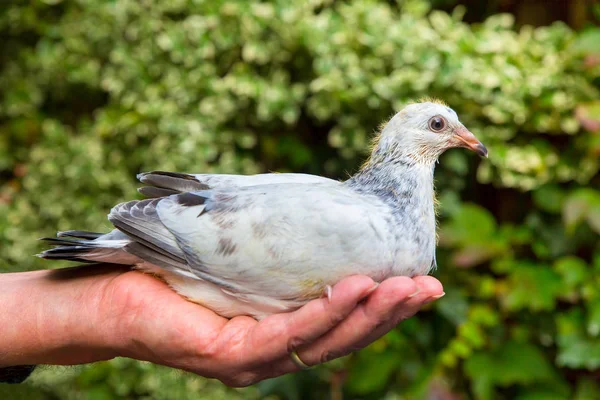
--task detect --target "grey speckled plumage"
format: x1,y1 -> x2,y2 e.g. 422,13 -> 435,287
39,101 -> 487,319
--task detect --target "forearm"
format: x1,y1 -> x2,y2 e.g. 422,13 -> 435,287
0,267 -> 124,368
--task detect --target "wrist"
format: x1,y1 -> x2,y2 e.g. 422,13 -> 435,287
0,266 -> 127,367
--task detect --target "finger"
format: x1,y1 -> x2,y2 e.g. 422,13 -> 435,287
248,276 -> 443,381
367,275 -> 444,328
269,276 -> 443,374
261,276 -> 417,374
241,275 -> 378,365
408,276 -> 445,305
350,275 -> 444,348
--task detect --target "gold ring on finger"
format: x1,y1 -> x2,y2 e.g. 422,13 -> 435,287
289,350 -> 310,370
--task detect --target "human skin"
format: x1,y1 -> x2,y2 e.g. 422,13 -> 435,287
0,264 -> 444,387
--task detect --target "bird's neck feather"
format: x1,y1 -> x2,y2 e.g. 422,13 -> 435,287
347,155 -> 436,209
346,121 -> 439,208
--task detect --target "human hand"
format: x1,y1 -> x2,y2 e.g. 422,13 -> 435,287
100,267 -> 444,386
0,265 -> 444,387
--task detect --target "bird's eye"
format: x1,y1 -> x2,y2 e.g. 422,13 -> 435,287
428,116 -> 447,132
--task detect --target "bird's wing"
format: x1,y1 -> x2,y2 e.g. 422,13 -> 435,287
108,199 -> 194,275
111,183 -> 393,302
137,171 -> 339,198
156,183 -> 394,300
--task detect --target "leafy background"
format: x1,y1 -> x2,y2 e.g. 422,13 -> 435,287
1,0 -> 599,398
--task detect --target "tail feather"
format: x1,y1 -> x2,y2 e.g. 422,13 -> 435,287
57,230 -> 104,240
38,236 -> 103,263
37,245 -> 99,263
39,237 -> 88,246
38,230 -> 138,265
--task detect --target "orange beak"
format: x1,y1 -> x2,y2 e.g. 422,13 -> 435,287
453,128 -> 488,158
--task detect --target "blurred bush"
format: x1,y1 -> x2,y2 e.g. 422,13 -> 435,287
1,0 -> 599,398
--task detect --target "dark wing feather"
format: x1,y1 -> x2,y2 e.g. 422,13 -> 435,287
108,199 -> 188,271
124,242 -> 188,272
138,186 -> 179,198
137,171 -> 209,196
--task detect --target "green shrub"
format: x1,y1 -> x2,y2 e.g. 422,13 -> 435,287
1,0 -> 599,398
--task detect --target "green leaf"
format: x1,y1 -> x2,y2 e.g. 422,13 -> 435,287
553,256 -> 589,291
572,28 -> 600,54
562,189 -> 600,234
557,309 -> 600,370
587,300 -> 600,337
345,350 -> 399,394
502,263 -> 562,312
440,203 -> 507,266
532,184 -> 566,214
436,289 -> 470,325
443,204 -> 497,243
465,341 -> 557,400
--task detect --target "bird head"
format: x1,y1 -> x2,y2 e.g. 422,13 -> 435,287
374,101 -> 487,165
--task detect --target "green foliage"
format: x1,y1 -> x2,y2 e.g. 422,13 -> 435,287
1,0 -> 599,398
563,188 -> 600,234
25,359 -> 259,400
464,341 -> 566,400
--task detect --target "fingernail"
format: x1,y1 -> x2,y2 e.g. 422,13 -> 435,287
365,282 -> 379,296
424,292 -> 445,303
408,287 -> 421,298
321,285 -> 333,303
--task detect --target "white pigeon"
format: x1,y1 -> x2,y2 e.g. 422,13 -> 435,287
40,101 -> 487,320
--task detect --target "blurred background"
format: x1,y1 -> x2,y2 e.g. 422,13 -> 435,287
1,0 -> 599,398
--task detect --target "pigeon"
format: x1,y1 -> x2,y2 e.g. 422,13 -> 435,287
39,101 -> 487,320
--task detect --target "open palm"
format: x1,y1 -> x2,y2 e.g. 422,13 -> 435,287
98,268 -> 444,386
